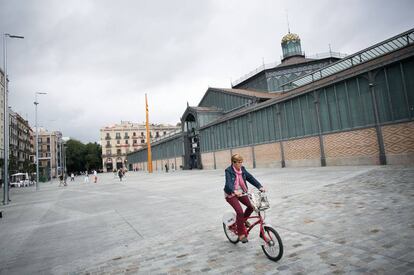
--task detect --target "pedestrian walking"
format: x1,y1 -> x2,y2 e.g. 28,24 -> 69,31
118,168 -> 123,182
70,173 -> 75,182
165,163 -> 169,173
93,170 -> 98,183
84,171 -> 89,183
59,174 -> 64,187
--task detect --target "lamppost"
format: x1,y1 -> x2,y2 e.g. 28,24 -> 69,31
2,33 -> 24,205
34,92 -> 47,190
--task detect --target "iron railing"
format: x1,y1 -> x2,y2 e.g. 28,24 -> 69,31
231,51 -> 347,87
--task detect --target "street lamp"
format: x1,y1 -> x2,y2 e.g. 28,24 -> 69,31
34,92 -> 47,191
2,33 -> 24,205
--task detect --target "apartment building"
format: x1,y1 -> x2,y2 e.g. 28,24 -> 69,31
9,109 -> 34,174
100,121 -> 180,172
37,128 -> 63,180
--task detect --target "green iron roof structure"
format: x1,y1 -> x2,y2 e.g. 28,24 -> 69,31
282,28 -> 414,90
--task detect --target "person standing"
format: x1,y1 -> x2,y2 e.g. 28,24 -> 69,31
70,173 -> 75,182
93,170 -> 98,183
165,163 -> 169,173
59,173 -> 64,187
84,171 -> 89,183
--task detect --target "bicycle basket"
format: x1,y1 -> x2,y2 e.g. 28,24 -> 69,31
251,191 -> 270,211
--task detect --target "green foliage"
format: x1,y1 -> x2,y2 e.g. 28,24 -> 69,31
8,153 -> 19,175
66,139 -> 102,173
23,160 -> 36,174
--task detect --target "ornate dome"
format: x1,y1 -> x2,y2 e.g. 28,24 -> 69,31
281,32 -> 300,43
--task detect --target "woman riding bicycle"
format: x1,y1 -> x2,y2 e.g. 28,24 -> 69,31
224,154 -> 265,243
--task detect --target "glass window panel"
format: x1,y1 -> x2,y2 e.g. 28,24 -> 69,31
244,116 -> 250,145
334,62 -> 347,70
268,107 -> 277,141
361,53 -> 371,61
358,77 -> 375,125
371,47 -> 384,55
319,90 -> 331,132
387,63 -> 409,120
326,86 -> 340,131
352,56 -> 362,64
293,98 -> 304,136
309,94 -> 318,134
238,118 -> 244,145
382,43 -> 394,52
286,101 -> 295,137
335,83 -> 351,129
235,119 -> 241,146
392,38 -> 402,46
228,121 -> 234,148
374,69 -> 393,123
280,104 -> 288,139
255,111 -> 263,143
262,109 -> 270,142
347,78 -> 364,127
376,45 -> 388,53
402,57 -> 414,118
223,123 -> 229,148
301,96 -> 310,135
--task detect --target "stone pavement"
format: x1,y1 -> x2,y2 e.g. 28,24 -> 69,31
0,166 -> 413,274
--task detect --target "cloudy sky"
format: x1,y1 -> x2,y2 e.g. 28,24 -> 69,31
1,0 -> 413,143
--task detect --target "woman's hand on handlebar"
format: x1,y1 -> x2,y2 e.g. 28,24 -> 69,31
234,190 -> 243,197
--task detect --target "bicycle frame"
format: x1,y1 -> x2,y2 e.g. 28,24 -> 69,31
245,212 -> 271,243
223,192 -> 283,262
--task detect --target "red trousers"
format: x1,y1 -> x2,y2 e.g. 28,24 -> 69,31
226,195 -> 254,236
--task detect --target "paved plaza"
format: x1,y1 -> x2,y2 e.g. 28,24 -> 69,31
0,166 -> 413,274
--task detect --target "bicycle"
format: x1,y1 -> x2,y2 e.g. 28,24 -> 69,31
222,190 -> 283,262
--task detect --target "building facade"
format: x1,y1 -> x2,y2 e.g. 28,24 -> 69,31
9,109 -> 34,174
128,29 -> 414,170
37,129 -> 63,180
100,121 -> 180,172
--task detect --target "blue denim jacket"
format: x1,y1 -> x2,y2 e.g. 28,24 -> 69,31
224,165 -> 262,195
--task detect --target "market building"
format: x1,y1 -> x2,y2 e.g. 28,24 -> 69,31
128,28 -> 414,170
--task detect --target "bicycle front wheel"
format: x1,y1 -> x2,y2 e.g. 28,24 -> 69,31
223,223 -> 239,244
261,226 -> 283,262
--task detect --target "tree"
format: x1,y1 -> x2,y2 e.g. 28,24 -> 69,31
22,160 -> 35,174
66,139 -> 85,173
66,139 -> 102,174
84,142 -> 102,171
8,153 -> 19,175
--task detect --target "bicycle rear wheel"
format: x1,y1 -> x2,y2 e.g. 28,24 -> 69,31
261,226 -> 283,262
223,223 -> 239,244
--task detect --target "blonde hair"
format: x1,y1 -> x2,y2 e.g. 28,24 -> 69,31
231,154 -> 243,163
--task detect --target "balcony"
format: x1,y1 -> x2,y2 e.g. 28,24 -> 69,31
105,136 -> 111,140
105,144 -> 111,148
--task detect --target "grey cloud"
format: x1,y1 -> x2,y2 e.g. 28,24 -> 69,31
1,0 -> 413,142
